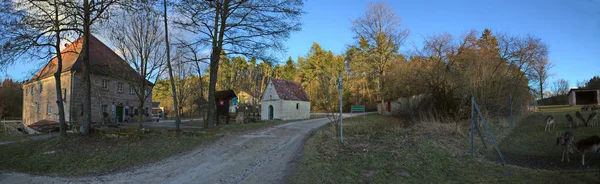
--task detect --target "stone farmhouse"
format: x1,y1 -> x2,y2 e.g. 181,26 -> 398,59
261,79 -> 310,120
22,35 -> 153,127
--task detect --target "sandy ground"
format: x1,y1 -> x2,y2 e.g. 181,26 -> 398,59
0,113 -> 371,184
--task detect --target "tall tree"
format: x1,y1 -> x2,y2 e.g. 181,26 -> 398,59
0,77 -> 23,118
551,78 -> 570,96
179,42 -> 209,125
175,0 -> 304,128
529,57 -> 554,99
281,57 -> 296,81
107,2 -> 165,130
71,0 -> 117,135
585,76 -> 600,88
161,0 -> 182,132
351,2 -> 409,113
0,0 -> 77,136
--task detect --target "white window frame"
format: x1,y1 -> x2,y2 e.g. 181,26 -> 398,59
102,79 -> 109,90
130,86 -> 135,94
117,82 -> 123,92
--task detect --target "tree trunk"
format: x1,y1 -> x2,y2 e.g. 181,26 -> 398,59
80,0 -> 92,135
379,70 -> 385,114
539,82 -> 544,103
207,49 -> 220,128
53,1 -> 67,137
163,0 -> 181,132
137,103 -> 143,129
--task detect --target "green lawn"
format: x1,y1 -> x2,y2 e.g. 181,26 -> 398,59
0,119 -> 295,176
495,105 -> 600,169
0,135 -> 216,176
292,113 -> 600,183
0,131 -> 34,142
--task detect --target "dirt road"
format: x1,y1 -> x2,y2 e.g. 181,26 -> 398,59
0,113 -> 370,184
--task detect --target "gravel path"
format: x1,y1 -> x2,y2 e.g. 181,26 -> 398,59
0,113 -> 372,184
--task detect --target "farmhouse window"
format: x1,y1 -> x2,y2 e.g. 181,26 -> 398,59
47,104 -> 51,115
26,88 -> 28,96
30,87 -> 34,95
102,105 -> 108,114
130,86 -> 135,94
37,103 -> 40,114
118,82 -> 124,92
39,83 -> 43,93
296,103 -> 299,110
102,80 -> 109,90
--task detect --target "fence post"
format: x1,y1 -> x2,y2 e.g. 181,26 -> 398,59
510,94 -> 514,128
472,97 -> 506,165
471,98 -> 475,158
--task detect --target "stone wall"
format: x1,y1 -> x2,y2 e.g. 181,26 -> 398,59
70,72 -> 153,124
22,72 -> 72,126
22,71 -> 153,126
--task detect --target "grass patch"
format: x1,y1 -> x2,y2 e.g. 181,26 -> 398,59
0,118 -> 297,176
0,135 -> 215,176
495,105 -> 600,169
292,114 -> 600,183
0,131 -> 34,142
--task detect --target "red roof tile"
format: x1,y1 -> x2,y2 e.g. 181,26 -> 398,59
27,35 -> 150,85
271,79 -> 309,101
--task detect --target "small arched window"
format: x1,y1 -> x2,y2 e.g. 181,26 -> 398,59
296,103 -> 299,110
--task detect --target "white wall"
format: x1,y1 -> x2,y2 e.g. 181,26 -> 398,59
569,92 -> 576,106
279,101 -> 310,120
260,81 -> 310,120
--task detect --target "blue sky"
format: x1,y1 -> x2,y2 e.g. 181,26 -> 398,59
4,0 -> 600,88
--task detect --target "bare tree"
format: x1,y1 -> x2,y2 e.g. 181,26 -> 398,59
172,49 -> 195,118
66,0 -> 118,134
161,0 -> 182,132
0,0 -> 79,136
551,78 -> 570,96
106,3 -> 165,130
351,2 -> 409,114
529,57 -> 554,99
174,0 -> 304,128
178,42 -> 209,125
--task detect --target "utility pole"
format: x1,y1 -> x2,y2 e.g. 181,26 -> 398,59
339,71 -> 343,142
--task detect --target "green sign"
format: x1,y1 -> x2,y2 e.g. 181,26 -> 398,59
351,105 -> 365,112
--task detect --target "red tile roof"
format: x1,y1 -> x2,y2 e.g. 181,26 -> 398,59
271,79 -> 309,101
27,35 -> 150,85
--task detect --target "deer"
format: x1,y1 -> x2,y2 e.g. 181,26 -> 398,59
587,112 -> 598,127
544,115 -> 555,132
557,130 -> 574,162
565,114 -> 576,129
573,135 -> 600,166
576,111 -> 586,127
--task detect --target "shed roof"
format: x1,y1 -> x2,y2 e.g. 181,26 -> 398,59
568,88 -> 600,95
271,79 -> 310,101
215,90 -> 237,99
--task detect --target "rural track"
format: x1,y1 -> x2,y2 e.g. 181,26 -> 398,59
0,112 -> 372,184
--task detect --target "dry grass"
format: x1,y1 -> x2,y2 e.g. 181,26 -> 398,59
292,113 -> 600,183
